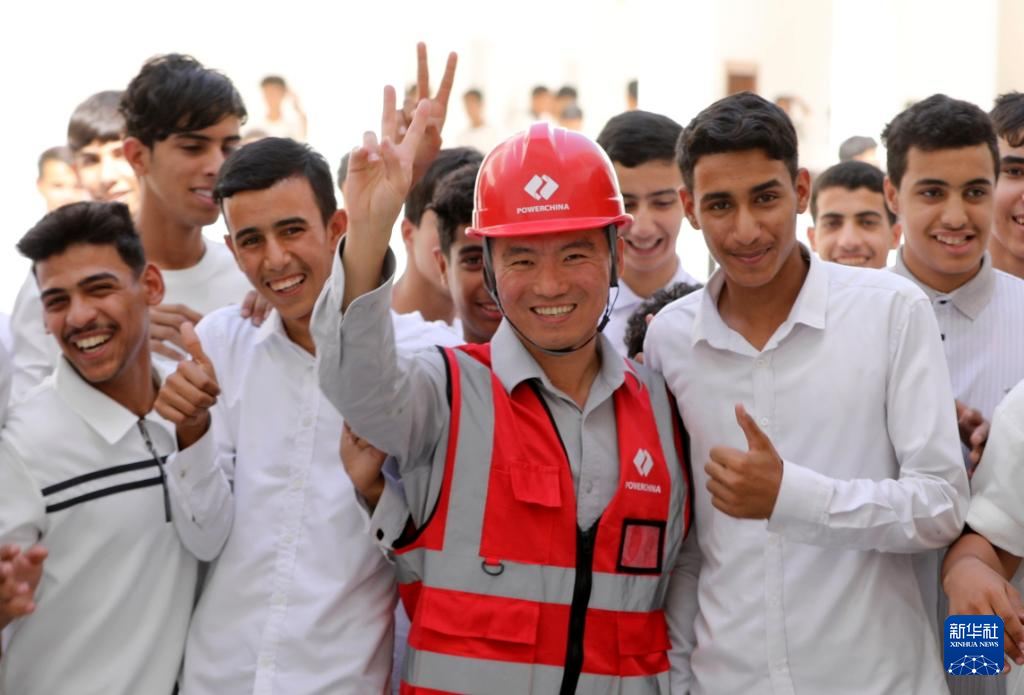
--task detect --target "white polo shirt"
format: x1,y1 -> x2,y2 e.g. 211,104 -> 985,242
0,358 -> 197,695
645,247 -> 968,694
603,258 -> 700,356
10,240 -> 251,400
170,306 -> 461,695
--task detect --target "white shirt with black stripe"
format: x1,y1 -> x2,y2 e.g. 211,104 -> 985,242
0,358 -> 199,695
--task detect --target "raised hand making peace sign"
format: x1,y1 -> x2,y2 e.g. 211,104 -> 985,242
705,403 -> 785,519
341,45 -> 457,311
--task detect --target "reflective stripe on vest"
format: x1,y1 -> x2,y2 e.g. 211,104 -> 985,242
396,344 -> 690,695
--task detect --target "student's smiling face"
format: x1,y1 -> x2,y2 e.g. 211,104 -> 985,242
614,160 -> 684,283
682,148 -> 809,289
992,136 -> 1024,264
36,243 -> 163,387
885,144 -> 995,291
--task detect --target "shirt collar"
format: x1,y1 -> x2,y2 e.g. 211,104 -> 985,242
489,319 -> 626,398
892,248 -> 994,320
254,308 -> 286,346
692,244 -> 826,352
54,357 -> 153,445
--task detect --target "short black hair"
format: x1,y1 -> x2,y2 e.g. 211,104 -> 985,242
623,282 -> 702,358
531,85 -> 550,98
676,91 -> 798,193
881,94 -> 998,188
336,151 -> 350,192
261,75 -> 286,89
838,135 -> 877,162
597,110 -> 682,167
810,161 -> 895,224
990,92 -> 1024,148
18,201 -> 145,276
121,54 -> 247,148
404,147 -> 483,226
215,137 -> 336,225
38,146 -> 74,178
556,85 -> 578,101
464,88 -> 483,102
67,91 -> 125,153
430,162 -> 481,257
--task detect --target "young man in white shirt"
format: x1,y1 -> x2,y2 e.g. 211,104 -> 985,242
0,201 -> 215,694
596,110 -> 699,355
121,54 -> 257,361
644,91 -> 968,694
153,134 -> 460,693
807,160 -> 900,269
988,93 -> 1024,280
883,95 -> 1024,451
882,94 -> 1024,695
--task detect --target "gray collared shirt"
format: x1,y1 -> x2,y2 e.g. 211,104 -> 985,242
312,241 -> 637,530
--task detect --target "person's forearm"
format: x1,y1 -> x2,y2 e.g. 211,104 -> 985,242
340,224 -> 393,312
944,532 -> 1013,582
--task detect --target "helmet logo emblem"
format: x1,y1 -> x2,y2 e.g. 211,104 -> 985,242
524,174 -> 560,201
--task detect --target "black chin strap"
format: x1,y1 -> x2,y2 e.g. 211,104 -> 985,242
482,227 -> 619,357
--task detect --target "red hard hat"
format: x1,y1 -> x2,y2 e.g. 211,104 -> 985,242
467,122 -> 632,238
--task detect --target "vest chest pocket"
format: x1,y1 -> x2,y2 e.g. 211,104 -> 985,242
412,584 -> 543,675
480,460 -> 571,565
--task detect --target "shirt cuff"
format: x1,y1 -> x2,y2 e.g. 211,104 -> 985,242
967,497 -> 1024,559
164,425 -> 216,498
767,460 -> 833,535
355,476 -> 410,553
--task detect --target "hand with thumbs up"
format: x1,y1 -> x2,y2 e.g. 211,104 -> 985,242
154,322 -> 221,450
705,403 -> 784,519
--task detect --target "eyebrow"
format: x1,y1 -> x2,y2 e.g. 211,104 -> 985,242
699,178 -> 782,205
1003,155 -> 1024,167
623,188 -> 679,199
175,132 -> 242,144
273,216 -> 308,229
457,244 -> 483,256
39,272 -> 120,299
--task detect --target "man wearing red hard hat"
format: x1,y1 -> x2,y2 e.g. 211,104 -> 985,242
312,56 -> 694,693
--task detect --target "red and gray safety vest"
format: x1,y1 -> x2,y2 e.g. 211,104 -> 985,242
394,343 -> 691,694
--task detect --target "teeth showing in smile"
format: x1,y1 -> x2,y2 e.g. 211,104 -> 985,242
270,275 -> 304,292
1012,215 -> 1024,225
74,334 -> 111,352
936,234 -> 970,246
533,305 -> 573,316
627,238 -> 661,250
193,188 -> 213,200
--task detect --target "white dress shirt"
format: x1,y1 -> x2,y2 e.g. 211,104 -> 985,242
645,248 -> 969,695
169,306 -> 459,695
0,358 -> 198,695
965,379 -> 1024,695
603,258 -> 700,356
10,240 -> 251,400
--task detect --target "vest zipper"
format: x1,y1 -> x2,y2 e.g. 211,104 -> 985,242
560,522 -> 598,694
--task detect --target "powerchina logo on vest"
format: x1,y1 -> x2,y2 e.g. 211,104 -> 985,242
944,615 -> 1004,675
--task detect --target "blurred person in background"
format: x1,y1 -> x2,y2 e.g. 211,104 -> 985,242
455,88 -> 498,153
626,78 -> 638,111
558,103 -> 584,131
392,147 -> 482,324
529,84 -> 554,121
988,92 -> 1024,279
807,160 -> 900,269
247,75 -> 307,141
838,134 -> 880,166
597,110 -> 699,355
13,90 -> 140,398
35,146 -> 85,212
